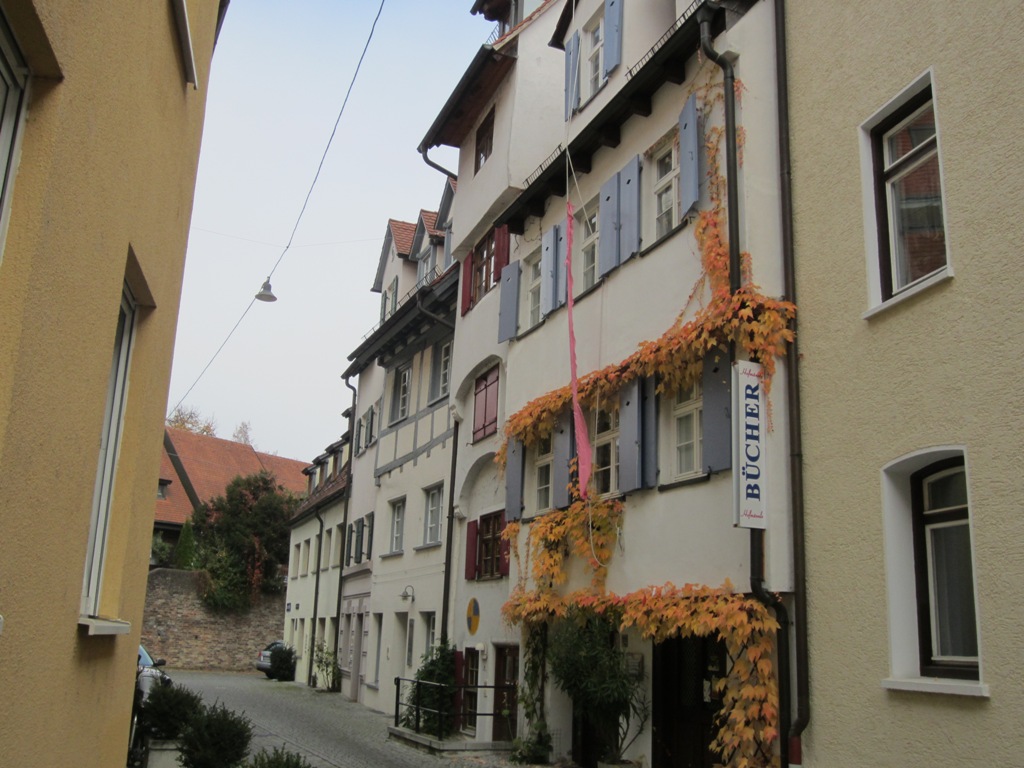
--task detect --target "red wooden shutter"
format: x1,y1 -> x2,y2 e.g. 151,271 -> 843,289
465,519 -> 478,580
499,511 -> 510,577
461,254 -> 473,315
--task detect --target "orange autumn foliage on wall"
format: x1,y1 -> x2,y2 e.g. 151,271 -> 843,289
497,79 -> 788,767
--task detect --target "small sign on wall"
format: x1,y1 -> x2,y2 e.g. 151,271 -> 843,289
733,360 -> 766,529
467,598 -> 480,635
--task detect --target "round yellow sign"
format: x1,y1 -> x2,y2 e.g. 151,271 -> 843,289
466,598 -> 480,635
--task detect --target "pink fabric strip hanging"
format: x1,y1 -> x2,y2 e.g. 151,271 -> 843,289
565,201 -> 592,499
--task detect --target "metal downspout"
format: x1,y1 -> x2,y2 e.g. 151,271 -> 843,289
699,5 -> 791,766
308,509 -> 324,687
773,0 -> 810,761
419,146 -> 457,181
440,420 -> 460,644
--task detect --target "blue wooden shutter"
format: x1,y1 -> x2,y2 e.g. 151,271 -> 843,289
618,155 -> 641,262
540,225 -> 557,316
498,261 -> 521,343
444,225 -> 453,268
702,347 -> 732,473
556,219 -> 568,307
641,376 -> 659,488
618,378 -> 641,493
365,513 -> 374,560
679,93 -> 700,218
598,174 -> 620,278
604,0 -> 623,76
505,438 -> 525,521
552,412 -> 572,509
564,31 -> 580,120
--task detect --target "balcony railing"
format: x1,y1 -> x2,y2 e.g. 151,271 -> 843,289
360,262 -> 450,342
393,675 -> 517,742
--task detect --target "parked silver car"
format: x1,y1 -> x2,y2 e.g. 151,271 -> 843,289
137,644 -> 171,702
256,640 -> 285,677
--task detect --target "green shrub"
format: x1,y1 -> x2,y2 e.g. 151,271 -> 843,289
269,645 -> 296,682
141,682 -> 203,740
401,640 -> 456,738
174,520 -> 197,569
313,641 -> 341,691
178,702 -> 252,768
248,746 -> 315,768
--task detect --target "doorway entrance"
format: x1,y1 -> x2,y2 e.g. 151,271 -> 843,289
493,645 -> 519,741
651,635 -> 726,768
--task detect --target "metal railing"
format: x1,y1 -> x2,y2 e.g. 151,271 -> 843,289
393,676 -> 517,742
359,262 -> 451,342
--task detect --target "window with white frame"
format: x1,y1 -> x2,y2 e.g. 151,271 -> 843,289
670,381 -> 703,480
582,12 -> 604,102
523,249 -> 543,329
417,245 -> 437,287
478,511 -> 504,578
653,143 -> 679,240
871,87 -> 947,300
463,647 -> 480,732
424,485 -> 443,545
380,275 -> 400,322
912,458 -> 977,679
429,339 -> 452,401
0,12 -> 27,266
390,498 -> 405,553
881,448 -> 984,692
81,287 -> 137,618
575,201 -> 599,291
390,365 -> 411,423
534,434 -> 553,514
424,612 -> 436,654
590,407 -> 619,497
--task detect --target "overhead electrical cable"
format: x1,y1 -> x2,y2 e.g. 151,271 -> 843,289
172,0 -> 387,414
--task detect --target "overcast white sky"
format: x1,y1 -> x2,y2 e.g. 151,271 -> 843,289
168,1 -> 494,463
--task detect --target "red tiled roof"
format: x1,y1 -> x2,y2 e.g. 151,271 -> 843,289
420,209 -> 443,239
389,219 -> 417,257
155,427 -> 309,528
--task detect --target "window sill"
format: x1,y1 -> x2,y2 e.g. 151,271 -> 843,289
638,217 -> 690,259
863,268 -> 951,319
514,316 -> 547,342
882,676 -> 989,698
78,616 -> 131,636
380,550 -> 404,559
414,542 -> 442,552
657,473 -> 710,492
472,430 -> 498,444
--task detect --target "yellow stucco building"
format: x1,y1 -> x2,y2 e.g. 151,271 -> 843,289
0,1 -> 224,765
789,1 -> 1024,765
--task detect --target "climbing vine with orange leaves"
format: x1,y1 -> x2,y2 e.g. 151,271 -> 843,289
497,78 -> 791,768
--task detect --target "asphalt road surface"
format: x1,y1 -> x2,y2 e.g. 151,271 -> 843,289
169,669 -> 521,768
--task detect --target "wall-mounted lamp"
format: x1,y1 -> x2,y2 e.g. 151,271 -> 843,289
255,278 -> 277,302
475,642 -> 487,662
399,585 -> 415,602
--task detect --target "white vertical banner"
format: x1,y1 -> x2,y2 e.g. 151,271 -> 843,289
733,360 -> 767,529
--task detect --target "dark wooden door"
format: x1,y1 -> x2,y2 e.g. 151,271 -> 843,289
652,635 -> 725,768
493,645 -> 519,741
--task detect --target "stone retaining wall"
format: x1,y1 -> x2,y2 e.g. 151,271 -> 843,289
141,568 -> 284,671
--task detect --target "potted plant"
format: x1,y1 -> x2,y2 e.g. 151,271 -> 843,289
547,607 -> 649,767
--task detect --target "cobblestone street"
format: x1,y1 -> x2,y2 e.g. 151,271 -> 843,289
170,670 -> 528,768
